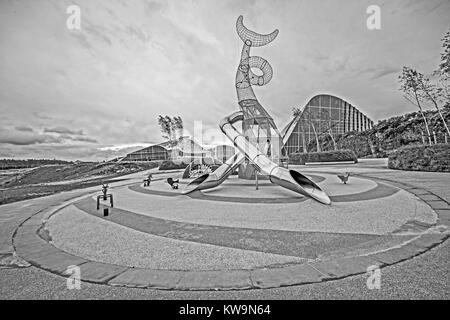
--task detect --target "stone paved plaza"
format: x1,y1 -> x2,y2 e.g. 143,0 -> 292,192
1,159 -> 449,298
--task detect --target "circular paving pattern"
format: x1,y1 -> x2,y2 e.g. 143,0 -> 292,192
12,171 -> 450,290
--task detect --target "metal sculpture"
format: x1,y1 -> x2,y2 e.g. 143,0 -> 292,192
143,173 -> 152,187
167,177 -> 179,189
337,172 -> 351,184
183,16 -> 331,205
97,184 -> 114,210
235,16 -> 285,177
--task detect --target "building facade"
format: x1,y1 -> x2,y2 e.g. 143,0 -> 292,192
120,145 -> 169,162
120,137 -> 236,163
282,94 -> 374,155
209,145 -> 236,163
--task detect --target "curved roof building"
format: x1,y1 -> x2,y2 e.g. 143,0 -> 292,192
282,94 -> 374,154
120,137 -> 210,162
120,137 -> 236,163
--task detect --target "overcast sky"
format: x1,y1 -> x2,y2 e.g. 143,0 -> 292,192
1,0 -> 449,160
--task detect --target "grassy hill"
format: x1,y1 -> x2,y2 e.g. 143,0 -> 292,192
0,161 -> 158,205
317,105 -> 450,158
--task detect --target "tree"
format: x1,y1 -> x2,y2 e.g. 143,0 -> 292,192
173,116 -> 184,138
416,73 -> 450,137
292,107 -> 321,152
292,107 -> 302,118
157,115 -> 184,147
157,115 -> 171,141
438,28 -> 450,77
432,28 -> 450,138
399,67 -> 432,145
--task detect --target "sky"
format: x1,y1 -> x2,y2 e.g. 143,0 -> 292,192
0,0 -> 449,161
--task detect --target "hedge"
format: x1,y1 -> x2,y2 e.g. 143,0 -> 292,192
289,150 -> 358,165
388,143 -> 450,172
158,160 -> 189,170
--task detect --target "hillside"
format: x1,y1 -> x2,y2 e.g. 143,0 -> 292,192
316,105 -> 450,158
0,161 -> 158,205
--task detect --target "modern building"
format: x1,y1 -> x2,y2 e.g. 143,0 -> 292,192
120,136 -> 236,163
120,137 -> 210,162
282,94 -> 374,154
208,145 -> 236,163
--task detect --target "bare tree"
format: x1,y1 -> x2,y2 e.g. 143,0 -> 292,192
157,115 -> 184,147
432,28 -> 450,140
437,28 -> 450,78
173,116 -> 184,138
291,107 -> 308,152
436,29 -> 450,104
318,109 -> 340,151
291,107 -> 342,152
158,115 -> 171,141
416,74 -> 450,137
293,107 -> 321,152
399,67 -> 432,145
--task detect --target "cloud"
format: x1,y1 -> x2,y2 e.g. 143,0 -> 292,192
371,67 -> 400,80
44,127 -> 84,135
15,126 -> 34,132
1,127 -> 97,146
32,112 -> 52,120
59,135 -> 98,143
99,143 -> 152,152
0,132 -> 62,145
1,0 -> 449,160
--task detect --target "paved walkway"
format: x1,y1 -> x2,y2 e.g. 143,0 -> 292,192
1,159 -> 449,298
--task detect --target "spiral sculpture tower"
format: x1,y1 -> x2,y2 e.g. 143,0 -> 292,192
183,16 -> 331,204
234,16 -> 285,178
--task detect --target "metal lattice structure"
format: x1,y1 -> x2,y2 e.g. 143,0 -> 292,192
282,95 -> 375,154
183,16 -> 332,205
234,16 -> 285,174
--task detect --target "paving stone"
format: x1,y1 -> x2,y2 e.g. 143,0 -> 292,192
78,261 -> 128,283
176,270 -> 252,290
438,216 -> 450,226
408,188 -> 432,195
394,184 -> 415,190
408,233 -> 449,251
14,225 -> 38,241
250,264 -> 326,289
14,230 -> 49,255
15,236 -> 88,273
418,194 -> 443,201
15,239 -> 55,259
109,268 -> 184,289
310,256 -> 382,278
21,214 -> 46,227
28,250 -> 87,274
367,245 -> 422,265
427,201 -> 450,210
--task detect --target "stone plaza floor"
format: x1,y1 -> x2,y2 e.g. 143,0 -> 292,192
1,158 -> 449,297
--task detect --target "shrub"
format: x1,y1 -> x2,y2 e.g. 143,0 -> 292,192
388,143 -> 450,172
289,150 -> 358,165
158,160 -> 189,170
